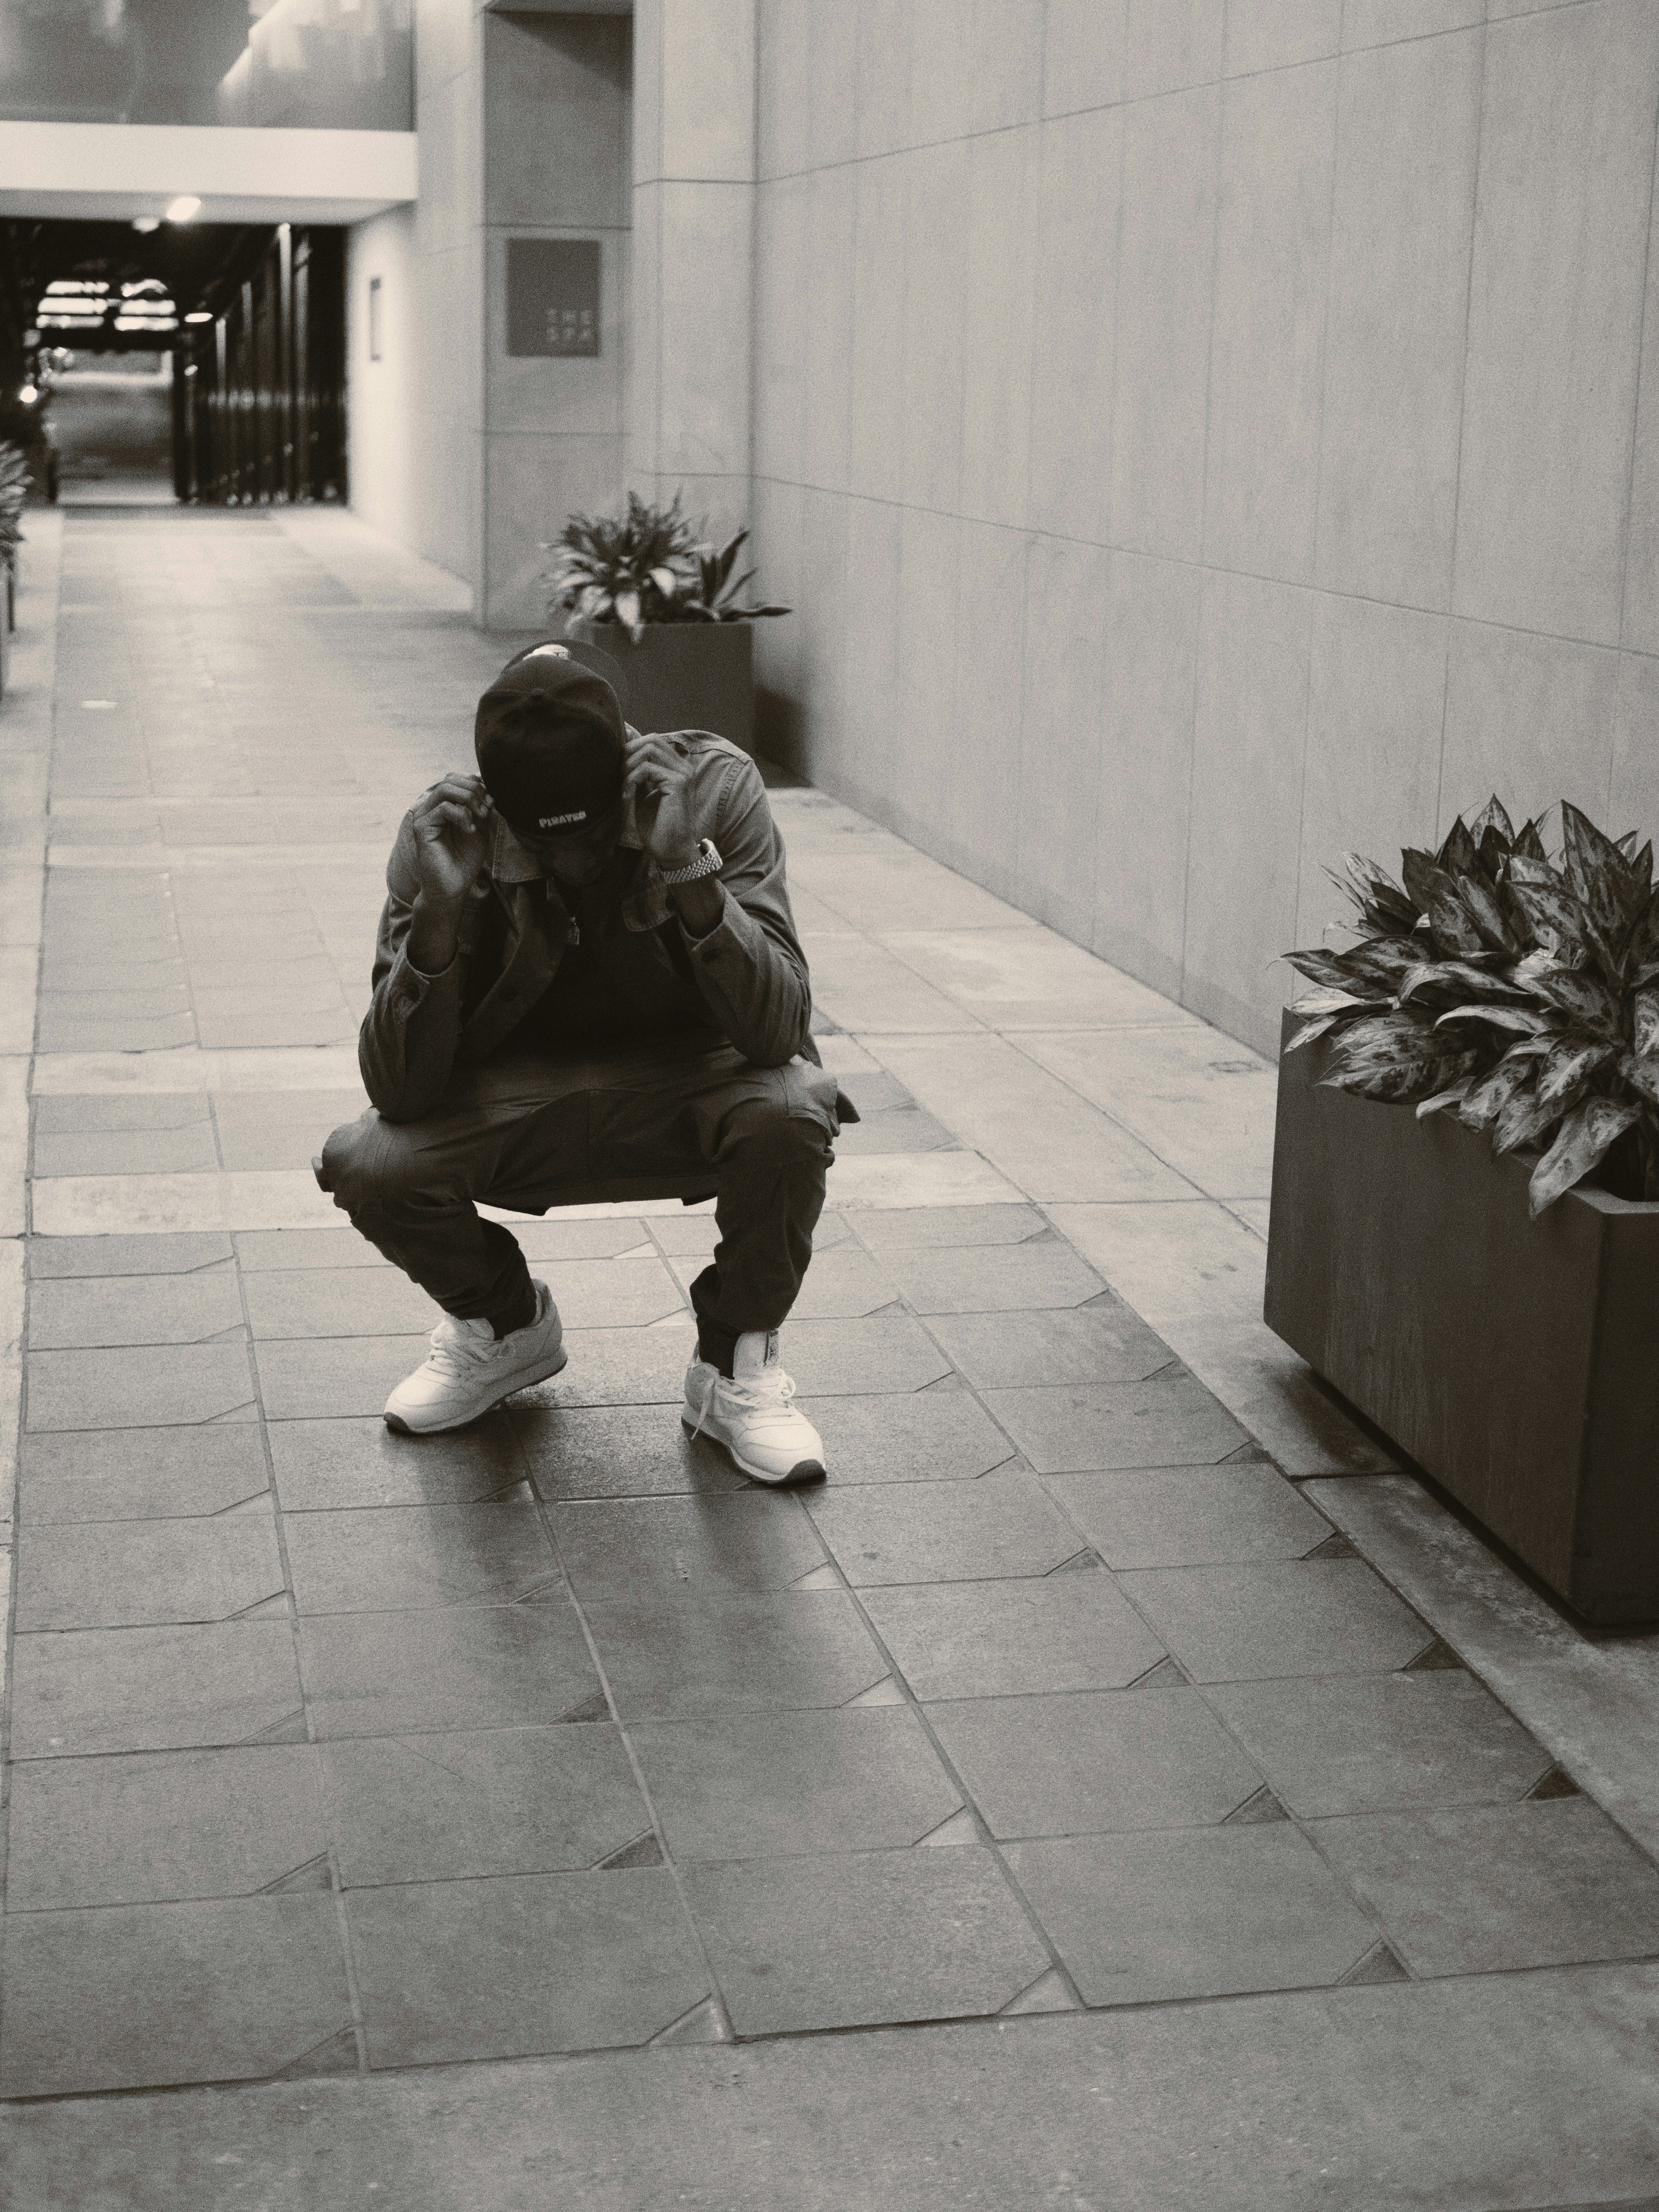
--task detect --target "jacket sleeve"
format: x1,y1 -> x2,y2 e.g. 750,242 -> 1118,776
357,812 -> 471,1123
677,755 -> 814,1067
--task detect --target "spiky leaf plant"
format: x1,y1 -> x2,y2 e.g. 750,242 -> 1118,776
544,498 -> 788,642
1287,796 -> 1659,1217
0,442 -> 28,573
675,529 -> 790,625
544,490 -> 701,641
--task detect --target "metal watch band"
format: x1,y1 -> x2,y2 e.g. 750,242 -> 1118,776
661,839 -> 723,886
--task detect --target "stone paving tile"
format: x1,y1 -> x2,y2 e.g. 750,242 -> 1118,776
27,1267 -> 246,1348
516,1322 -> 701,1411
1044,1465 -> 1335,1569
297,1601 -> 601,1738
1205,1674 -> 1554,1817
832,1105 -> 958,1154
675,1245 -> 896,1319
805,1472 -> 1086,1585
27,1231 -> 234,1277
36,1009 -> 197,1054
6,1745 -> 325,1909
17,1512 -> 286,1630
882,1239 -> 1108,1313
515,1216 -> 659,1260
549,1494 -> 827,1602
254,1333 -> 433,1419
20,1426 -> 270,1522
926,1689 -> 1263,1839
765,1315 -> 953,1396
1310,1800 -> 1659,1977
235,1228 -> 387,1271
928,1306 -> 1177,1389
33,1097 -> 208,1140
33,1124 -> 221,1178
320,1727 -> 652,1885
212,1091 -> 372,1171
268,1414 -> 527,1509
800,1388 -> 1017,1484
983,1371 -> 1253,1471
1120,1560 -> 1434,1682
10,1621 -> 305,1757
517,1403 -> 745,1499
847,1203 -> 1048,1250
283,1499 -> 559,1614
585,1592 -> 888,1718
243,1269 -> 441,1341
862,1576 -> 1168,1700
632,1706 -> 962,1861
345,1870 -> 708,2068
1007,1826 -> 1378,2006
27,1342 -> 259,1430
683,1850 -> 1050,2036
0,1894 -> 351,2098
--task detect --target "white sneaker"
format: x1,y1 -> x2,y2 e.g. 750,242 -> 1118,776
683,1329 -> 826,1486
384,1281 -> 566,1435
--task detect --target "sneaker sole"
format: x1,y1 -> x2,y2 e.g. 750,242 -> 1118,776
680,1411 -> 827,1488
385,1345 -> 569,1436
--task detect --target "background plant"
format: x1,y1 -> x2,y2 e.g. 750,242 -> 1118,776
1287,796 -> 1659,1216
545,491 -> 788,642
0,442 -> 28,576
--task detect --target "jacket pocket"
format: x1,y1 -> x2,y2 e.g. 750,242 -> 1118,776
783,1055 -> 851,1135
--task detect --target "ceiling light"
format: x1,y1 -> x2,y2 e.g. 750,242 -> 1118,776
164,195 -> 201,223
183,310 -> 212,324
131,215 -> 160,233
17,384 -> 37,404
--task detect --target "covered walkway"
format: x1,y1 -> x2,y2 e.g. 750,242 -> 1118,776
3,509 -> 1659,2206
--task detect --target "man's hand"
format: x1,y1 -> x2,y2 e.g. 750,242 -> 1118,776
409,774 -> 492,906
407,774 -> 492,975
624,733 -> 699,872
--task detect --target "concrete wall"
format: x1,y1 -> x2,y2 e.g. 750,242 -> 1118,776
743,0 -> 1659,1057
629,0 -> 753,554
345,0 -> 481,599
481,8 -> 632,630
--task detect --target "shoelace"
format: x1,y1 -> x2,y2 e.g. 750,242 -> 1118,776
423,1316 -> 503,1378
689,1362 -> 797,1443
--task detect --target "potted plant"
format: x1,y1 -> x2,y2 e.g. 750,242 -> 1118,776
543,491 -> 788,756
1264,796 -> 1659,1625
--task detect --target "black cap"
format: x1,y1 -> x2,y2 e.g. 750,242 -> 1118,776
473,640 -> 627,835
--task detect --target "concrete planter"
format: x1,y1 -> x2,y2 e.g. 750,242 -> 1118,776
1265,1008 -> 1659,1626
565,617 -> 757,755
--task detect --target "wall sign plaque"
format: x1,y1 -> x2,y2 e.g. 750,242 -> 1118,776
506,238 -> 601,358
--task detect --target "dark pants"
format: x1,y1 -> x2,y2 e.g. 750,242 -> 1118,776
318,1042 -> 839,1371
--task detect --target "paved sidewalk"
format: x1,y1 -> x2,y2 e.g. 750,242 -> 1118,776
3,511 -> 1659,2203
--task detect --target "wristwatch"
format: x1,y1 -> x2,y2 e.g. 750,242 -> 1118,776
661,839 -> 723,886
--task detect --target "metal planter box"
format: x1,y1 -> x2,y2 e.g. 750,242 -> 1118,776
1265,1010 -> 1659,1625
566,617 -> 756,756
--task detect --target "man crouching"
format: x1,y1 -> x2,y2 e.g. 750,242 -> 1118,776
318,640 -> 850,1485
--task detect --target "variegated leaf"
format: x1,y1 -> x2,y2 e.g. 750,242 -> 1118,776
1432,1004 -> 1550,1036
1493,1080 -> 1559,1157
1457,1055 -> 1534,1133
1562,800 -> 1643,935
1522,963 -> 1622,1039
1290,989 -> 1368,1015
1468,795 -> 1515,847
1400,851 -> 1486,958
1528,1098 -> 1641,1218
1618,1051 -> 1659,1107
1634,984 -> 1659,1059
1416,1083 -> 1473,1120
1536,1035 -> 1617,1110
1286,1013 -> 1342,1052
